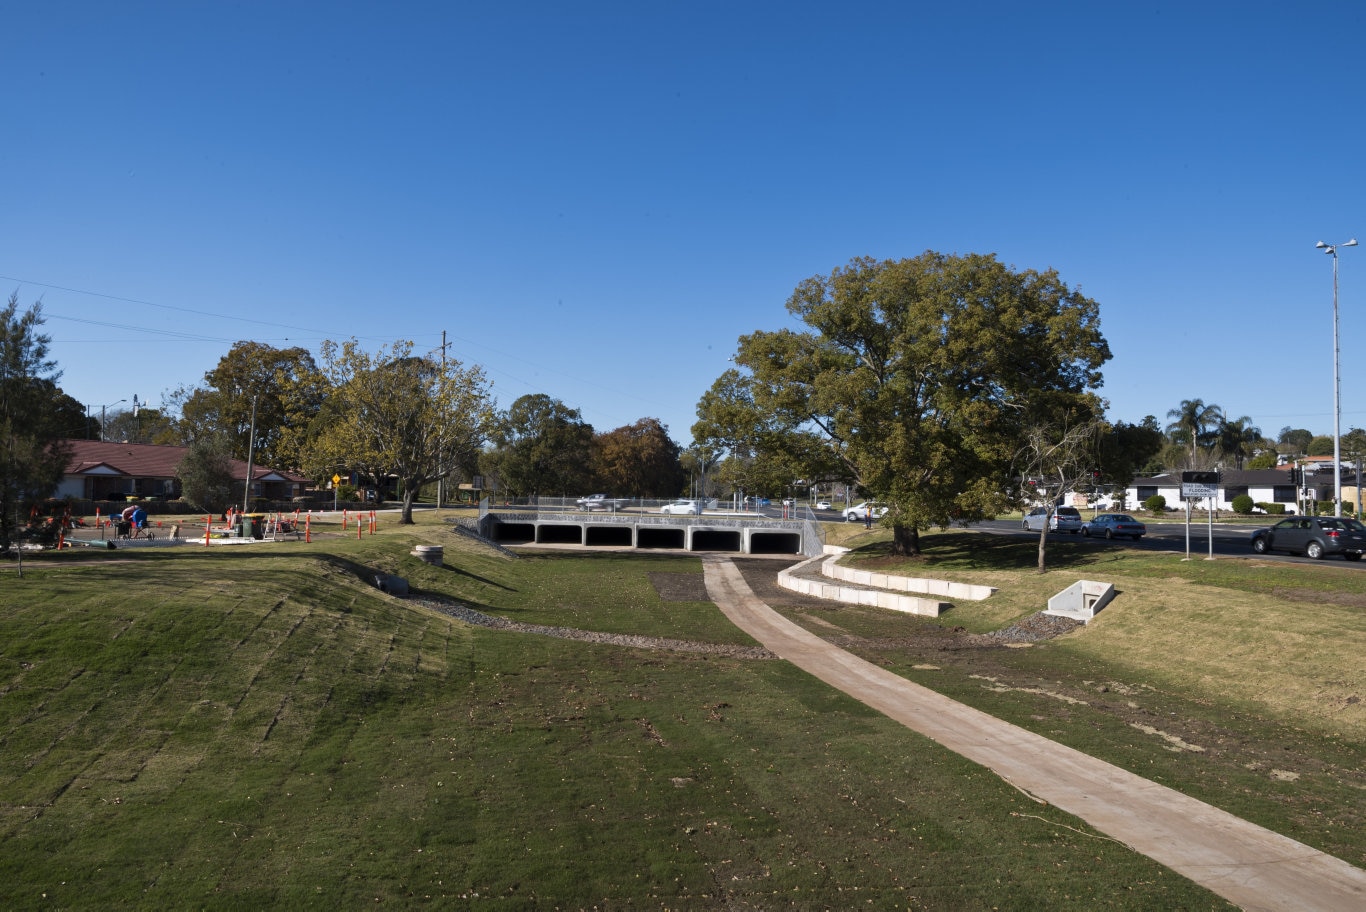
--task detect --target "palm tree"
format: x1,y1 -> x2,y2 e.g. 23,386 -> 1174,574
1216,414 -> 1262,470
1165,399 -> 1222,465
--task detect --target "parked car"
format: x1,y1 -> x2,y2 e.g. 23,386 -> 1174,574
1081,513 -> 1146,540
815,501 -> 832,510
844,502 -> 888,522
1250,516 -> 1366,560
1022,506 -> 1083,533
659,499 -> 701,515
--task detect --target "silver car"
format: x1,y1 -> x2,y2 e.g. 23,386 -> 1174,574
1022,506 -> 1083,533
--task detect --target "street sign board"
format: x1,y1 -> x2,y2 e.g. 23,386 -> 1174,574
1181,470 -> 1219,499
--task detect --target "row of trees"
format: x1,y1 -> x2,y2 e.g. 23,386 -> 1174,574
1,291 -> 694,546
1159,398 -> 1366,472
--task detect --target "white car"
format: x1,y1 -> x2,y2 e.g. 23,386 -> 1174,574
659,499 -> 701,515
815,501 -> 832,510
844,502 -> 888,522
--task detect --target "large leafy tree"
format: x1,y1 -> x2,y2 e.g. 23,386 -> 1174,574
692,369 -> 843,500
593,418 -> 686,498
304,340 -> 495,524
170,341 -> 329,470
723,252 -> 1110,556
0,295 -> 71,551
482,394 -> 595,497
1096,417 -> 1165,499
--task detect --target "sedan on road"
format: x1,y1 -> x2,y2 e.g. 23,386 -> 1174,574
845,502 -> 888,522
815,501 -> 832,510
1081,513 -> 1147,540
1250,516 -> 1366,560
659,500 -> 701,515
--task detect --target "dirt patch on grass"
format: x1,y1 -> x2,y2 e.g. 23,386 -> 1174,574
648,571 -> 710,602
1272,587 -> 1366,609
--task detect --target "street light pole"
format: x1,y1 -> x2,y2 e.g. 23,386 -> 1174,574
1316,238 -> 1358,517
97,399 -> 126,442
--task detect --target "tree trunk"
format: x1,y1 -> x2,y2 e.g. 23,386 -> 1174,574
399,486 -> 416,525
890,524 -> 921,557
1036,527 -> 1049,573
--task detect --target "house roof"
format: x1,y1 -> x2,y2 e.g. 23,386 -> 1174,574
63,439 -> 308,483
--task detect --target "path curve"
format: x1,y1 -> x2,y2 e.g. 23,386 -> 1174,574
702,555 -> 1366,912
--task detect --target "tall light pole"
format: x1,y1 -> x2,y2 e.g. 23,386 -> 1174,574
1316,238 -> 1358,517
97,399 -> 126,441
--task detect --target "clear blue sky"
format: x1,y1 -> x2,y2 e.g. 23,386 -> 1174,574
5,2 -> 1364,446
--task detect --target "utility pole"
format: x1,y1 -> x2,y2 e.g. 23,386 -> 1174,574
436,330 -> 450,509
243,396 -> 258,516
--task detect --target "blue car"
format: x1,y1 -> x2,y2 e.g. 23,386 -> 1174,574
1081,513 -> 1146,540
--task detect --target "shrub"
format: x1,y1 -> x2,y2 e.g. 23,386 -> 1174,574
1255,502 -> 1286,515
1230,494 -> 1255,514
1143,494 -> 1167,514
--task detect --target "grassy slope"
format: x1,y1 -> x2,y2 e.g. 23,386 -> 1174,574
0,515 -> 1318,909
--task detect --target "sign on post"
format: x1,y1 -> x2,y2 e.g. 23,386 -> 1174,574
1180,471 -> 1219,560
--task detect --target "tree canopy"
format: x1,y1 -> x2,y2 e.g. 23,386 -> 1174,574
707,252 -> 1110,555
171,341 -> 327,470
482,394 -> 596,497
304,340 -> 495,524
0,295 -> 70,551
594,418 -> 685,498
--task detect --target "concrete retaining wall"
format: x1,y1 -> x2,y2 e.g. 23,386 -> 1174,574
777,555 -> 948,617
819,559 -> 995,601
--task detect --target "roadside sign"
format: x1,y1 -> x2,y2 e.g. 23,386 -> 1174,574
1181,470 -> 1219,499
332,474 -> 341,485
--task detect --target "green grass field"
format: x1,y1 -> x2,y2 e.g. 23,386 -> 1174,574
1,514 -> 1359,908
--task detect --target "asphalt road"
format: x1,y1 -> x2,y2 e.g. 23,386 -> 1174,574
972,516 -> 1366,568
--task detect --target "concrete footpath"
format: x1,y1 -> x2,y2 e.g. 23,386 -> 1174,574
702,556 -> 1366,912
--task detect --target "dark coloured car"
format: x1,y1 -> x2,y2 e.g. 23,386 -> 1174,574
1250,516 -> 1366,561
1081,513 -> 1147,540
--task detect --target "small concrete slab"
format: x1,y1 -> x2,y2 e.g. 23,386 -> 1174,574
1044,580 -> 1114,623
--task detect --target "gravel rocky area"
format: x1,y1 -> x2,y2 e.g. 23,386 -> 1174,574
408,594 -> 776,659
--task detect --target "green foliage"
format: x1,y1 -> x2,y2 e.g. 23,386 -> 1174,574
305,339 -> 495,523
483,394 -> 596,496
692,369 -> 845,497
1247,450 -> 1279,469
712,252 -> 1110,555
1256,502 -> 1287,515
170,341 -> 328,469
175,436 -> 236,513
1279,427 -> 1313,451
0,295 -> 70,551
1096,419 -> 1165,491
1307,435 -> 1335,457
1231,493 -> 1255,514
1143,494 -> 1167,513
593,417 -> 685,497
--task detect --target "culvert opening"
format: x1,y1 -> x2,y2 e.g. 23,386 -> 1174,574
749,532 -> 802,554
536,524 -> 583,544
492,522 -> 535,543
638,527 -> 686,549
585,525 -> 633,547
691,529 -> 742,552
